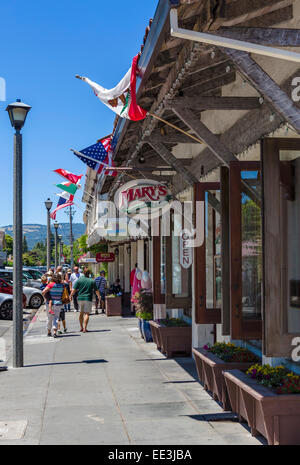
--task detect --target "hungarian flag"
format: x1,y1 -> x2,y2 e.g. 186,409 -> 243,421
50,195 -> 74,220
76,55 -> 148,121
54,169 -> 83,185
56,181 -> 78,195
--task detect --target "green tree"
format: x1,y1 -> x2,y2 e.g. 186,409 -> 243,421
23,235 -> 29,253
4,234 -> 13,256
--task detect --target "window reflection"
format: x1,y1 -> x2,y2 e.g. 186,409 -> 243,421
280,151 -> 300,333
205,191 -> 221,309
241,171 -> 262,320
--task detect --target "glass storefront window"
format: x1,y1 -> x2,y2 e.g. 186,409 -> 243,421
160,234 -> 166,295
241,171 -> 262,320
279,151 -> 300,334
205,191 -> 221,309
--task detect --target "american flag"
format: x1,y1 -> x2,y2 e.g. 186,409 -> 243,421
76,141 -> 109,173
50,194 -> 74,220
75,136 -> 117,177
98,134 -> 118,177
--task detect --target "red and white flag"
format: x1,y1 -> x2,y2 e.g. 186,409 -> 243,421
76,55 -> 148,122
98,136 -> 118,177
50,194 -> 74,220
54,169 -> 83,185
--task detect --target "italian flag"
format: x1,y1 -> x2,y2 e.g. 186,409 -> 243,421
77,55 -> 148,121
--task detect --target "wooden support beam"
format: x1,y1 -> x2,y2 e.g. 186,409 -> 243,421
224,49 -> 300,134
147,139 -> 221,212
171,106 -> 261,205
149,130 -> 199,144
147,140 -> 198,185
217,27 -> 300,47
207,192 -> 221,215
182,72 -> 236,96
165,96 -> 262,111
209,0 -> 295,29
171,106 -> 236,165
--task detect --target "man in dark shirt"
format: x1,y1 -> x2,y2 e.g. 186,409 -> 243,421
94,270 -> 107,314
70,267 -> 100,333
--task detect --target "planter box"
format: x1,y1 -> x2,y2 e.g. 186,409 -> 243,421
105,297 -> 122,317
192,348 -> 255,410
149,320 -> 191,358
224,369 -> 300,445
149,321 -> 162,350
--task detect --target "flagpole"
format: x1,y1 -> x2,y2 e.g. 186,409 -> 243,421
70,149 -> 111,169
148,112 -> 203,144
70,148 -> 139,180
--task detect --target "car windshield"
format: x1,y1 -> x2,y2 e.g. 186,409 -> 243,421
24,269 -> 42,279
22,271 -> 32,279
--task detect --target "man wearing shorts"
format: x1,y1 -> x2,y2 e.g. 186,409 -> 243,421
94,270 -> 107,314
70,267 -> 100,333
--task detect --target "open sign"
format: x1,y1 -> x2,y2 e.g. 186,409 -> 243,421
180,230 -> 193,269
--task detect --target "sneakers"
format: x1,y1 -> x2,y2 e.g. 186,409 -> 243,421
57,330 -> 62,335
64,328 -> 67,333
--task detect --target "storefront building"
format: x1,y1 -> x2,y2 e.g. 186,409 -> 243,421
82,0 -> 300,373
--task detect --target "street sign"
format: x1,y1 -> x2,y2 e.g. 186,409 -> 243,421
96,253 -> 115,263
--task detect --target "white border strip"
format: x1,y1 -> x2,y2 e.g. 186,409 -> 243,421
170,9 -> 300,63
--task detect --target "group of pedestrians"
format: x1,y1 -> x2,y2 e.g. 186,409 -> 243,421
40,266 -> 108,337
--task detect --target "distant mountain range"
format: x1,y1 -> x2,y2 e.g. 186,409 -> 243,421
1,223 -> 86,250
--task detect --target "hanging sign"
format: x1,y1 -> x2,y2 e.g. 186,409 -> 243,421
179,230 -> 193,269
96,252 -> 115,263
114,179 -> 173,219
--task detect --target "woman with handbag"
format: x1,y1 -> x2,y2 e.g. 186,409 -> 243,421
42,273 -> 67,338
57,279 -> 71,334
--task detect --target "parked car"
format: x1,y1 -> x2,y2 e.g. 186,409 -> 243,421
0,276 -> 43,310
23,286 -> 44,309
0,278 -> 27,308
0,294 -> 13,320
23,268 -> 43,280
0,269 -> 41,289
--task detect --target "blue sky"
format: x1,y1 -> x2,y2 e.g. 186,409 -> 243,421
0,0 -> 158,226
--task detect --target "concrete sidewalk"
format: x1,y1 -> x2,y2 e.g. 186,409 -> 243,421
0,307 -> 265,445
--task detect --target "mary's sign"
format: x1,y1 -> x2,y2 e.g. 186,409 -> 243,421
114,179 -> 173,219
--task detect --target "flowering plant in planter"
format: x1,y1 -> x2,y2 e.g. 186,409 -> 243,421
136,291 -> 153,320
160,318 -> 190,327
203,342 -> 259,363
246,363 -> 300,394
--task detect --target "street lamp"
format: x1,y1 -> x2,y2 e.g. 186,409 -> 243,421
54,221 -> 59,269
45,198 -> 53,271
6,99 -> 31,368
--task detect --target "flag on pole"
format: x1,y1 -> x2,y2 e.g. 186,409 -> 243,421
76,55 -> 148,121
73,141 -> 110,173
73,137 -> 117,177
50,195 -> 74,220
54,169 -> 83,185
56,181 -> 78,196
98,136 -> 117,177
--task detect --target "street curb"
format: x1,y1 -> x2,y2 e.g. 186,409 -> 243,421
2,305 -> 45,367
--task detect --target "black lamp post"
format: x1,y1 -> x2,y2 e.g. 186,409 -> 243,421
54,221 -> 59,269
45,198 -> 53,271
6,99 -> 31,368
